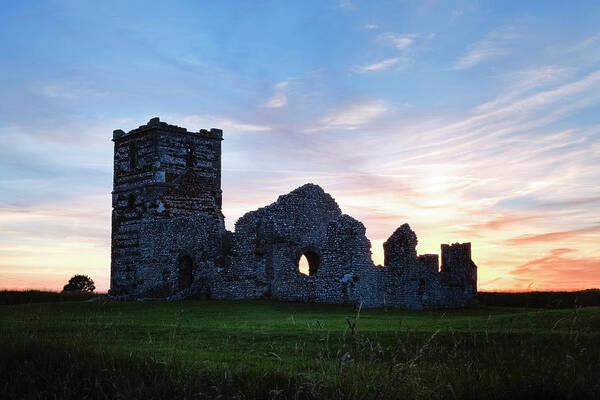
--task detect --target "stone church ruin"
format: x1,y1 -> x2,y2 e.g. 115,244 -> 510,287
110,118 -> 477,309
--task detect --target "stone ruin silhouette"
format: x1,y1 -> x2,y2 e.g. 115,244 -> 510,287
109,118 -> 477,309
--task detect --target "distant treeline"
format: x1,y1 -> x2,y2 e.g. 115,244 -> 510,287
477,289 -> 600,308
0,290 -> 102,305
2,289 -> 600,308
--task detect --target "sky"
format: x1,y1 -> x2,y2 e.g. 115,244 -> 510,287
1,0 -> 599,292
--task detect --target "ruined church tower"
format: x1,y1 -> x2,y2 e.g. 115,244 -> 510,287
110,117 -> 225,297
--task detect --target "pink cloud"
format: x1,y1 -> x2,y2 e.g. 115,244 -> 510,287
505,225 -> 600,245
509,248 -> 600,290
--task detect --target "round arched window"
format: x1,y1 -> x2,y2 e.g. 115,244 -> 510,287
297,249 -> 320,276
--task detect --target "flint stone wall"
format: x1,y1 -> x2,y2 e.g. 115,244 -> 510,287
225,184 -> 380,306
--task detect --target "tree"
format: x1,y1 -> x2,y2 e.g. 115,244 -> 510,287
62,274 -> 95,293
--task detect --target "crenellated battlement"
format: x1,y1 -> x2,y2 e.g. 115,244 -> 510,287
113,117 -> 223,141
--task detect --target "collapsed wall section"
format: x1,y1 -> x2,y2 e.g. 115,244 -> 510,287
224,188 -> 478,309
379,224 -> 477,309
225,184 -> 379,306
440,243 -> 478,301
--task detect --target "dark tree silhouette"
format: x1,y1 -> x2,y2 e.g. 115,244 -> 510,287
63,275 -> 95,293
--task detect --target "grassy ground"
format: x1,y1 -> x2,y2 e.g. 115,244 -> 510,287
1,299 -> 599,399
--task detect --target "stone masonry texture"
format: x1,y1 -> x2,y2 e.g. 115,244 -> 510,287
110,118 -> 477,309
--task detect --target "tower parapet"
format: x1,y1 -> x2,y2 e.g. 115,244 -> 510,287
112,117 -> 223,214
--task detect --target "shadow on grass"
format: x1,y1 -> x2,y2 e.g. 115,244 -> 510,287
1,331 -> 598,400
0,290 -> 103,305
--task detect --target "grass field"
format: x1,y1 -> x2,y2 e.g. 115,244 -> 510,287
1,299 -> 599,399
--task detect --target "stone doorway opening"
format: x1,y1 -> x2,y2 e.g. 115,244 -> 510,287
297,249 -> 320,276
178,255 -> 193,290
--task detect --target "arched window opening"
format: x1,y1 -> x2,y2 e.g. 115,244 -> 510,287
178,255 -> 193,290
297,249 -> 320,276
298,255 -> 310,276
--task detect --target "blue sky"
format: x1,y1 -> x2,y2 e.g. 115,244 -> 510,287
1,0 -> 599,291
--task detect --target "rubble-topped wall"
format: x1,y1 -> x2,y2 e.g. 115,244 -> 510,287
378,223 -> 476,309
440,243 -> 478,298
210,184 -> 476,309
110,118 -> 478,308
383,224 -> 418,266
216,184 -> 378,305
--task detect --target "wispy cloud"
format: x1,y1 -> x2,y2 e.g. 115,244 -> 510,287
452,26 -> 520,70
351,32 -> 431,74
553,34 -> 600,57
338,0 -> 355,11
263,81 -> 290,108
309,101 -> 389,131
174,114 -> 271,132
451,10 -> 464,21
33,81 -> 109,100
505,225 -> 600,245
377,33 -> 422,50
477,65 -> 573,111
509,248 -> 600,290
364,24 -> 378,30
465,213 -> 542,231
352,57 -> 401,73
539,196 -> 600,209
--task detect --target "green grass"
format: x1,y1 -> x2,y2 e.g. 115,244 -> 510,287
1,299 -> 599,399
